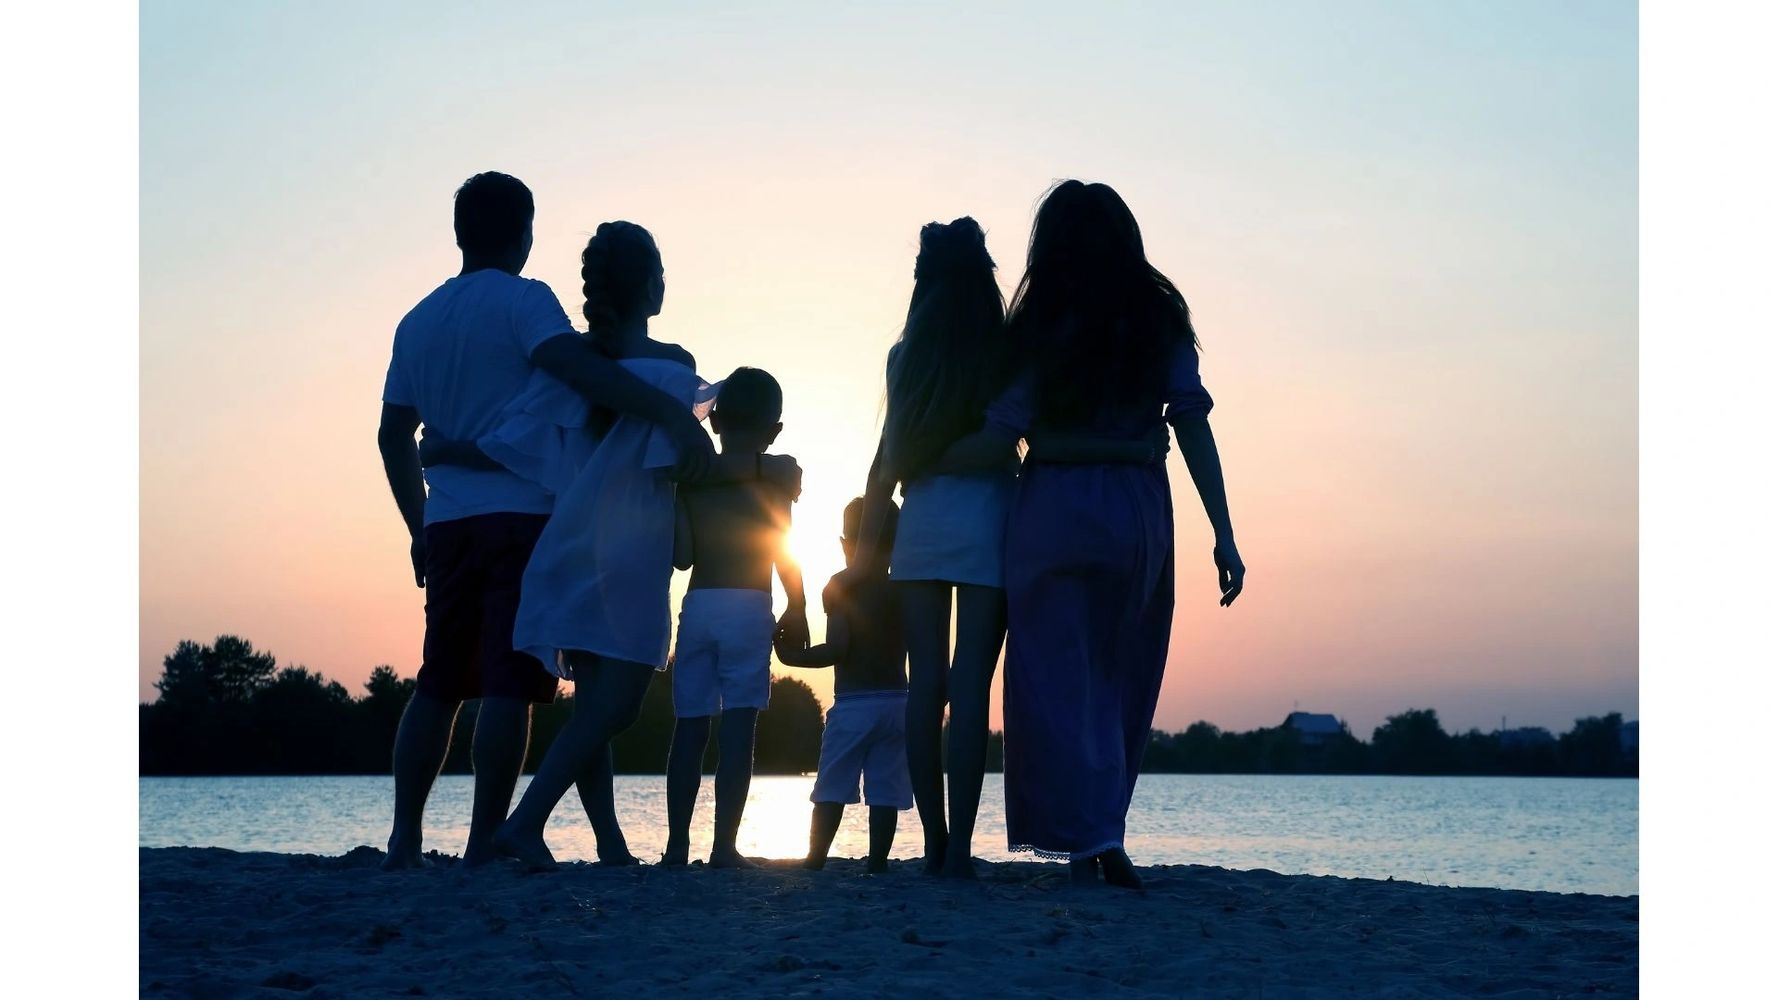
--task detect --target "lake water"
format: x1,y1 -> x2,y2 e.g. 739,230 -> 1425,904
139,773 -> 1637,896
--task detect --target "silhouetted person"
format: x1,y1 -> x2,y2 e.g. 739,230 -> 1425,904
660,368 -> 806,868
848,219 -> 1154,877
456,223 -> 802,870
929,180 -> 1245,889
377,174 -> 717,869
778,497 -> 910,874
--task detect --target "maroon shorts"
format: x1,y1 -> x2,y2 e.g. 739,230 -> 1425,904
416,512 -> 559,705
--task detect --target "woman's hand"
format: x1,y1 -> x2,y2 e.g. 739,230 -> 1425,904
1214,541 -> 1245,607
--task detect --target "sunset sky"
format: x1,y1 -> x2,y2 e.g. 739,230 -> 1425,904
140,1 -> 1636,736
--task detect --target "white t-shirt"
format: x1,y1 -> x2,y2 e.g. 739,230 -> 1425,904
382,269 -> 576,525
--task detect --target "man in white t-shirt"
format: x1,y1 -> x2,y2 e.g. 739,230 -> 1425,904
376,172 -> 717,869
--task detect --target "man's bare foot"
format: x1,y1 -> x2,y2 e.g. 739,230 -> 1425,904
491,821 -> 557,872
1098,849 -> 1144,891
660,837 -> 691,866
866,857 -> 890,875
708,847 -> 757,869
941,853 -> 978,880
596,852 -> 642,867
802,854 -> 828,871
1069,856 -> 1101,885
381,835 -> 430,871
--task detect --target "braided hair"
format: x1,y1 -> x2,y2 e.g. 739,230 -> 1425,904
580,221 -> 662,350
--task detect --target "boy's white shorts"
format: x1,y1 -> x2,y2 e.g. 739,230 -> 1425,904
810,690 -> 912,809
672,588 -> 774,717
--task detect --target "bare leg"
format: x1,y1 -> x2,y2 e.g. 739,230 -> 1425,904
709,707 -> 759,868
867,806 -> 898,874
804,802 -> 844,870
495,656 -> 653,870
899,581 -> 952,875
942,584 -> 1007,879
663,715 -> 713,865
383,691 -> 460,870
575,745 -> 638,865
463,696 -> 531,866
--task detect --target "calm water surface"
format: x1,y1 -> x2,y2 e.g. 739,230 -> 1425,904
139,773 -> 1636,896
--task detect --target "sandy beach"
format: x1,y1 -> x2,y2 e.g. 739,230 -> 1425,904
140,847 -> 1636,997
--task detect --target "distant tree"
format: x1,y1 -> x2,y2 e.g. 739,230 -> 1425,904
361,666 -> 414,773
248,667 -> 355,773
1558,713 -> 1627,776
754,677 -> 823,773
140,636 -> 1636,779
1371,708 -> 1455,774
154,635 -> 278,710
1450,728 -> 1502,775
1177,721 -> 1225,771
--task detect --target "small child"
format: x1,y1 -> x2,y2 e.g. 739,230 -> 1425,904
776,496 -> 911,873
663,367 -> 807,868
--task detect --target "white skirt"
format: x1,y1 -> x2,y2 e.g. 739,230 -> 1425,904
889,472 -> 1014,589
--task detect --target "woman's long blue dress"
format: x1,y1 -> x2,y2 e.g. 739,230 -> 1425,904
993,341 -> 1213,860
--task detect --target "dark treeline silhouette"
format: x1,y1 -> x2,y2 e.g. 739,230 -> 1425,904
139,636 -> 823,777
139,636 -> 1636,778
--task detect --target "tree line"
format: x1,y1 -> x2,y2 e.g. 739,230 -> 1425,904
139,636 -> 1636,778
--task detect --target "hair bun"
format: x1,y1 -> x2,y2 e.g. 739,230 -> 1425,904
915,217 -> 993,279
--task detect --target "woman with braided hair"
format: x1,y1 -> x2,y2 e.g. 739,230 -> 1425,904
423,221 -> 796,869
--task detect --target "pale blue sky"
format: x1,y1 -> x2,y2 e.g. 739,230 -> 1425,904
141,0 -> 1636,735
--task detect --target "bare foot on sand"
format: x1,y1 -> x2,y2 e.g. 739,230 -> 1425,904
1098,850 -> 1143,891
381,836 -> 430,872
1069,856 -> 1100,886
596,852 -> 643,867
802,855 -> 828,871
461,840 -> 502,869
941,853 -> 978,880
866,857 -> 889,875
708,848 -> 757,869
660,838 -> 691,866
922,834 -> 948,876
491,822 -> 557,872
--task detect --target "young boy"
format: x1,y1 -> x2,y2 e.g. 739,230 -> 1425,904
663,367 -> 807,868
776,496 -> 911,873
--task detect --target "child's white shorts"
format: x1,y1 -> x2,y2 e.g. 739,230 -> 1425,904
810,690 -> 912,809
672,588 -> 774,717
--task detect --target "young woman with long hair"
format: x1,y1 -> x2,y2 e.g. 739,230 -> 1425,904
930,181 -> 1245,888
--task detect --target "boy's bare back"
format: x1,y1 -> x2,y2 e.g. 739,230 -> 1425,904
679,479 -> 793,594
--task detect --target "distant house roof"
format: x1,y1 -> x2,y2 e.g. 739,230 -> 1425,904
1283,712 -> 1343,735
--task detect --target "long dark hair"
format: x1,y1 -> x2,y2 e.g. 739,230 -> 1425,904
580,221 -> 660,351
1006,180 -> 1197,427
881,218 -> 1008,480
